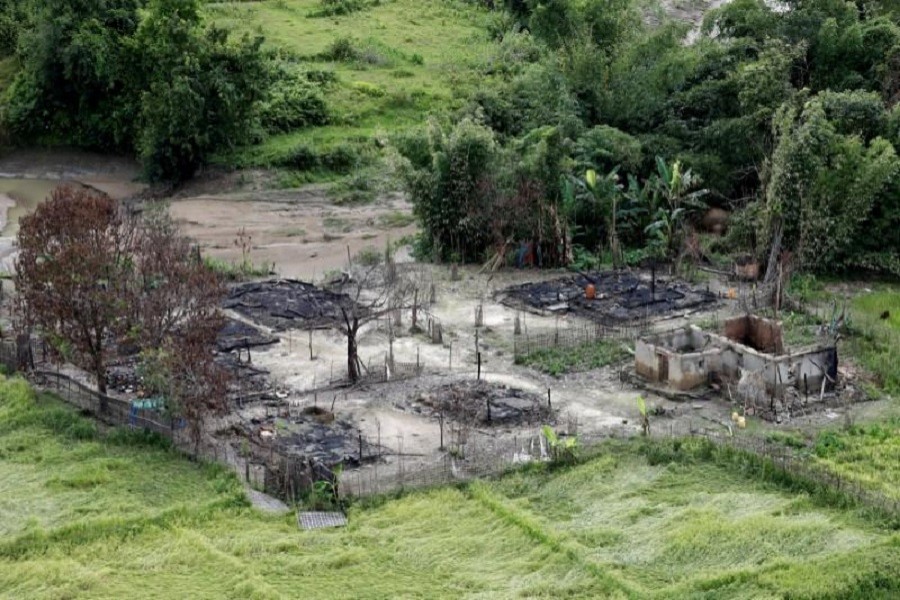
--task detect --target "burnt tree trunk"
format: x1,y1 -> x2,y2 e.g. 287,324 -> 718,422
15,333 -> 33,372
347,319 -> 360,383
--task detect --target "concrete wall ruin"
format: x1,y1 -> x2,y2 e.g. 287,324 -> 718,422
636,317 -> 837,403
723,314 -> 784,355
635,328 -> 720,391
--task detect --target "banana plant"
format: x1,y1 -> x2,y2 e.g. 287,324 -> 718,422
637,395 -> 650,436
580,167 -> 624,268
542,425 -> 579,465
644,157 -> 708,266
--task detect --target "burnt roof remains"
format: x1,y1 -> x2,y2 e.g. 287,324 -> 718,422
501,270 -> 716,324
223,279 -> 356,331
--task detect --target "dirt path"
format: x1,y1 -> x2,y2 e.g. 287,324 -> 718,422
245,487 -> 291,514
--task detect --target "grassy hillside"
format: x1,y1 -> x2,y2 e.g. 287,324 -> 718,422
208,0 -> 495,169
2,375 -> 898,598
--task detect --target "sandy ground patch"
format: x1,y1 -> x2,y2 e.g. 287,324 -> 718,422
170,188 -> 417,281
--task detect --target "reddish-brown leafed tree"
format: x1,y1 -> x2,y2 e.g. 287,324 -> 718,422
16,187 -> 227,438
15,186 -> 137,397
134,207 -> 224,348
163,312 -> 228,451
135,207 -> 228,447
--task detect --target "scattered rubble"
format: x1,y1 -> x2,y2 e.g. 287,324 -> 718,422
217,318 -> 279,353
415,380 -> 553,426
235,409 -> 380,469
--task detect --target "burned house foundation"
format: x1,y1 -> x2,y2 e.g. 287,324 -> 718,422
635,315 -> 839,420
501,270 -> 717,324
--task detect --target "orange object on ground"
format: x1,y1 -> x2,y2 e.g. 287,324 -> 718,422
585,284 -> 596,300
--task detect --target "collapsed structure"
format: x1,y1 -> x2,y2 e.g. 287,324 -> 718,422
223,279 -> 355,331
501,271 -> 716,324
636,315 -> 838,420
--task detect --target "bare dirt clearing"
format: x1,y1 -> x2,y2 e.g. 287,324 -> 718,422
217,265 -> 742,491
0,151 -> 888,501
170,187 -> 416,280
209,259 -> 891,497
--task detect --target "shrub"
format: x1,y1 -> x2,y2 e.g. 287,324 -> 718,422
0,12 -> 17,57
393,128 -> 432,170
468,62 -> 581,139
352,81 -> 385,97
815,431 -> 847,458
283,144 -> 321,170
575,125 -> 643,173
354,246 -> 382,266
321,144 -> 363,171
305,69 -> 338,85
321,37 -> 359,62
278,142 -> 367,174
314,0 -> 367,17
260,74 -> 329,133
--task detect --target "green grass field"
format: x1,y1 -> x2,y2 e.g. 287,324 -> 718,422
850,287 -> 900,395
2,375 -> 898,599
208,0 -> 495,169
810,420 -> 900,501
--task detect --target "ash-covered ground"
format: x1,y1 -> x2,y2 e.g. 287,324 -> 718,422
501,270 -> 717,323
223,279 -> 355,331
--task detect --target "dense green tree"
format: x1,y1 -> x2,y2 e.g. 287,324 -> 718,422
5,0 -> 142,147
3,0 -> 271,181
765,93 -> 900,275
134,0 -> 266,180
574,125 -> 642,174
406,118 -> 499,262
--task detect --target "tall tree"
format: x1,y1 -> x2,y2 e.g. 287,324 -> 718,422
134,0 -> 267,180
5,0 -> 268,181
764,93 -> 900,275
330,265 -> 413,383
15,186 -> 137,396
15,187 -> 228,433
134,206 -> 224,349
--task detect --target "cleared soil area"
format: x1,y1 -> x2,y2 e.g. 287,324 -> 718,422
170,188 -> 416,281
0,149 -> 888,501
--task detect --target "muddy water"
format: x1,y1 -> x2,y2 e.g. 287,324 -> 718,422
0,150 -> 145,273
0,179 -> 60,236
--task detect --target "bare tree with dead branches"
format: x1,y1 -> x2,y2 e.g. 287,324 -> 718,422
329,262 -> 415,383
